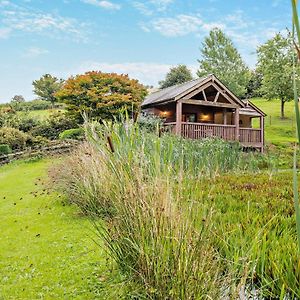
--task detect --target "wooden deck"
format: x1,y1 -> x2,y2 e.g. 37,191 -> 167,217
164,122 -> 263,149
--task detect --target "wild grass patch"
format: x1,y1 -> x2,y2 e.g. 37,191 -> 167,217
49,119 -> 300,298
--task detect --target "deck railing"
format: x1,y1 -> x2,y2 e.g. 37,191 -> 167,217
163,122 -> 262,146
239,128 -> 261,144
181,122 -> 236,140
163,122 -> 176,134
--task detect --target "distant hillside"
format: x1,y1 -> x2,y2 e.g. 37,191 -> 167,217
17,108 -> 64,120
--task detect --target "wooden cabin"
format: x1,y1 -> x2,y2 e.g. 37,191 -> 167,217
141,74 -> 266,152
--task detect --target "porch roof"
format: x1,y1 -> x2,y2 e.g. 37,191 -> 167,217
240,101 -> 267,117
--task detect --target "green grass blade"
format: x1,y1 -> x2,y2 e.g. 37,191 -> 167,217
293,147 -> 300,251
292,0 -> 300,48
291,0 -> 300,252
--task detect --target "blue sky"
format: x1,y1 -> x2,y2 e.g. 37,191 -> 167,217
0,0 -> 291,102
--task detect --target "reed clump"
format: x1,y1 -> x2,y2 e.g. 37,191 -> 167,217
51,120 -> 299,298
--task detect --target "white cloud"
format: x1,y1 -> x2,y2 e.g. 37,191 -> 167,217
132,2 -> 153,16
0,0 -> 11,6
0,5 -> 88,41
201,22 -> 225,32
132,0 -> 173,15
81,0 -> 121,10
149,0 -> 174,11
141,10 -> 283,69
148,15 -> 203,37
0,27 -> 11,38
23,47 -> 49,58
142,14 -> 226,37
61,61 -> 197,87
225,10 -> 253,29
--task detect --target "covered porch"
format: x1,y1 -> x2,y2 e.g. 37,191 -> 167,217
157,100 -> 264,151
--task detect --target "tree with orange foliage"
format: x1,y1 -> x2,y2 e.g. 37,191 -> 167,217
56,71 -> 147,122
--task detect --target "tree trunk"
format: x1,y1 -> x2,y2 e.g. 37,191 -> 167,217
281,100 -> 285,119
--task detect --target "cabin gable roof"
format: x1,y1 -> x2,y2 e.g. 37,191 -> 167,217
141,74 -> 245,108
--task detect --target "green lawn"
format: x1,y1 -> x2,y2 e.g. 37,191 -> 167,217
251,98 -> 296,145
0,159 -> 117,299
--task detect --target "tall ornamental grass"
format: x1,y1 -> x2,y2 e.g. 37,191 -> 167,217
51,119 -> 278,298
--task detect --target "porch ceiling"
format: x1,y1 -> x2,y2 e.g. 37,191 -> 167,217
180,98 -> 238,109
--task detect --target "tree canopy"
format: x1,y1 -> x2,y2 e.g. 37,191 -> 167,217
10,95 -> 26,110
197,28 -> 251,98
32,74 -> 64,107
159,65 -> 193,89
56,71 -> 147,122
11,95 -> 25,104
256,32 -> 299,118
246,70 -> 263,98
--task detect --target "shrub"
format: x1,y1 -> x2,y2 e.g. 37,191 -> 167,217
0,107 -> 20,128
138,114 -> 163,133
59,128 -> 84,140
0,127 -> 29,150
18,115 -> 41,133
26,135 -> 49,149
30,112 -> 75,140
0,144 -> 12,155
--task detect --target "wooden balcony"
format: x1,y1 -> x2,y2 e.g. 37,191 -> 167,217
164,122 -> 263,150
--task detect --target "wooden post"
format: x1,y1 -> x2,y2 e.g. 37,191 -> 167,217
223,108 -> 227,125
175,101 -> 182,136
260,116 -> 264,153
234,108 -> 239,141
202,90 -> 207,101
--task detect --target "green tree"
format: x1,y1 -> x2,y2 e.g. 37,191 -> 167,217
257,33 -> 298,119
11,95 -> 25,104
32,74 -> 64,107
159,65 -> 193,89
197,28 -> 251,98
10,95 -> 25,110
56,71 -> 147,123
246,70 -> 263,98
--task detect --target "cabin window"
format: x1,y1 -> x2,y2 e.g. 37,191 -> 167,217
182,113 -> 196,123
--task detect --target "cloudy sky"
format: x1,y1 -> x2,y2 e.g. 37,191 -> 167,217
0,0 -> 291,102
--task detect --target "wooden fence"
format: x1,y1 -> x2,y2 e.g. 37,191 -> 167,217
0,141 -> 79,165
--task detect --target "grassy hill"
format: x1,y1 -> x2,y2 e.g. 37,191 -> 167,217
17,108 -> 64,120
251,98 -> 296,145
